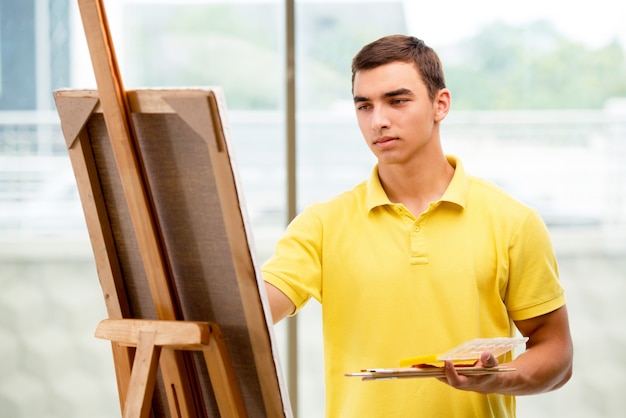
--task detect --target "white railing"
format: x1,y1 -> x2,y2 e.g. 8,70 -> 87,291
1,107 -> 625,237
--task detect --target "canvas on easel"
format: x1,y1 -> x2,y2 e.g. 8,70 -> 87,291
54,87 -> 292,417
53,1 -> 292,416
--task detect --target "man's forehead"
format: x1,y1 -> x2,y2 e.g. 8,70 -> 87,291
353,62 -> 422,98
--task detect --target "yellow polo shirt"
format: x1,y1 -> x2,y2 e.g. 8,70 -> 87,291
262,156 -> 565,418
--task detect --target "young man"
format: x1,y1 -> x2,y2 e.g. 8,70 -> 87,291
262,35 -> 573,417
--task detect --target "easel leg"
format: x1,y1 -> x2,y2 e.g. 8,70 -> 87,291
111,342 -> 134,414
124,331 -> 162,418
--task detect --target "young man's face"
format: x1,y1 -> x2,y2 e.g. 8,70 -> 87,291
352,61 -> 449,166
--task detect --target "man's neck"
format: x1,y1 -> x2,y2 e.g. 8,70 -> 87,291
378,153 -> 455,217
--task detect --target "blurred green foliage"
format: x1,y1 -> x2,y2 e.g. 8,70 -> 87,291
124,2 -> 404,110
444,20 -> 626,109
124,4 -> 626,110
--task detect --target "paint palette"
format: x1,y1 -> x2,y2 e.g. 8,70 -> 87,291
399,337 -> 528,367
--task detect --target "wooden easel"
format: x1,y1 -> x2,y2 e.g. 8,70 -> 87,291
95,319 -> 245,418
53,1 -> 292,417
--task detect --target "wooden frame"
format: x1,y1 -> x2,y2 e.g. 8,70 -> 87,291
54,88 -> 292,417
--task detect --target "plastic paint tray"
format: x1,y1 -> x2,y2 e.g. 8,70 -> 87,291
438,337 -> 528,360
399,337 -> 528,367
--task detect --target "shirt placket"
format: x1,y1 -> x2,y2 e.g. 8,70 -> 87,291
395,205 -> 429,265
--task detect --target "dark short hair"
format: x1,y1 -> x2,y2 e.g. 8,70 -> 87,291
351,35 -> 446,100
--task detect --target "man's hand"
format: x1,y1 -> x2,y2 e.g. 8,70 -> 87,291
437,306 -> 573,396
437,351 -> 502,394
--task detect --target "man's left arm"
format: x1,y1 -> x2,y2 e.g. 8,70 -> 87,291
441,305 -> 573,395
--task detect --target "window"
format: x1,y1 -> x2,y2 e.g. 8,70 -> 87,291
0,1 -> 624,417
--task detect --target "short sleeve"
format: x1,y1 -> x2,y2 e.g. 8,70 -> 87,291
506,208 -> 566,321
261,206 -> 324,314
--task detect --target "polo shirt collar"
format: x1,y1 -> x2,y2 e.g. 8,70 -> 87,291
440,155 -> 468,208
365,155 -> 469,212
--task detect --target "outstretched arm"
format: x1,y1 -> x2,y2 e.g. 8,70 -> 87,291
440,305 -> 573,395
264,282 -> 296,324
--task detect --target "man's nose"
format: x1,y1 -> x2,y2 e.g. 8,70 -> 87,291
370,106 -> 390,131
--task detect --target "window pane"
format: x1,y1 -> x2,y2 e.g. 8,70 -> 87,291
1,1 -> 624,417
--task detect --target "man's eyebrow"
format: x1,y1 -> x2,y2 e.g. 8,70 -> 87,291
383,88 -> 414,98
353,88 -> 414,103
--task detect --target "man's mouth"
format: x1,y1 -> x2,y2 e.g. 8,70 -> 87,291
373,136 -> 398,146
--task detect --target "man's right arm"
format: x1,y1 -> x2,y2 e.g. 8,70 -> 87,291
264,282 -> 296,324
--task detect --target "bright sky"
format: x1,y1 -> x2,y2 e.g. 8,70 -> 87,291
404,0 -> 626,48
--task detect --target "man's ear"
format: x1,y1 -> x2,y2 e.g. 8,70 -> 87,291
434,88 -> 451,122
